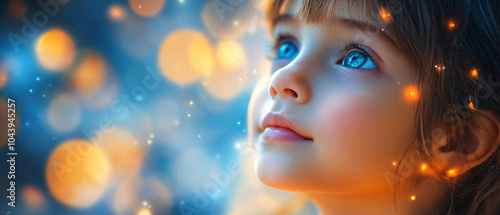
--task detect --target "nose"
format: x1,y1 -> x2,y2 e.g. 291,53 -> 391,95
269,63 -> 312,104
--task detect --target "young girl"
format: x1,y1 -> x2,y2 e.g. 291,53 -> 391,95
247,0 -> 500,214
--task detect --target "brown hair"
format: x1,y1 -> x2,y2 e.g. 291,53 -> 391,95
264,0 -> 500,214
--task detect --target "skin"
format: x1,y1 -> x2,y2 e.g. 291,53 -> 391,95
247,2 -> 448,214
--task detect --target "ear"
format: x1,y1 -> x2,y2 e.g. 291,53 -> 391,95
430,110 -> 500,177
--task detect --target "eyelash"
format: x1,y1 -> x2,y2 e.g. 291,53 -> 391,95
338,38 -> 381,69
267,34 -> 382,70
265,33 -> 297,61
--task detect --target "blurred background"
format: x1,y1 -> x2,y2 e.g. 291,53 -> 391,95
0,0 -> 323,214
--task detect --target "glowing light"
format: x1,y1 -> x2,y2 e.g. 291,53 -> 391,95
112,177 -> 173,214
471,69 -> 478,78
216,40 -> 246,70
22,185 -> 46,209
47,93 -> 81,132
189,100 -> 193,105
46,139 -> 111,208
203,41 -> 249,100
138,208 -> 151,215
129,0 -> 165,17
448,169 -> 457,177
411,196 -> 416,200
448,21 -> 456,29
404,85 -> 419,102
421,164 -> 427,171
201,0 -> 258,39
0,64 -> 7,89
36,28 -> 76,71
71,51 -> 107,98
158,29 -> 214,85
393,162 -> 396,166
97,128 -> 146,179
469,97 -> 476,110
379,8 -> 392,22
147,139 -> 152,144
109,4 -> 127,21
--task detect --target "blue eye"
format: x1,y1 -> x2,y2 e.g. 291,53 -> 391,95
276,41 -> 299,60
341,51 -> 378,69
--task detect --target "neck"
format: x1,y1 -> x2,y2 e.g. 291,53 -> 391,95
306,177 -> 448,215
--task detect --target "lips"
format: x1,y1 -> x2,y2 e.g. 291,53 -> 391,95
261,113 -> 313,142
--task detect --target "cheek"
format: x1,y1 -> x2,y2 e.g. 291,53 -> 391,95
314,90 -> 414,187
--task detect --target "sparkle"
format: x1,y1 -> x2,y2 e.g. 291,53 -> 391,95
233,20 -> 239,26
421,164 -> 426,171
143,201 -> 147,206
187,114 -> 191,117
179,0 -> 184,2
235,143 -> 241,149
411,196 -> 416,201
198,134 -> 201,138
139,5 -> 142,8
150,134 -> 154,138
147,139 -> 152,144
29,89 -> 33,93
239,78 -> 242,81
36,77 -> 40,81
237,121 -> 241,125
471,69 -> 478,78
448,20 -> 456,29
392,162 -> 397,166
448,169 -> 457,177
189,100 -> 193,105
379,8 -> 392,23
469,97 -> 476,110
43,94 -> 46,97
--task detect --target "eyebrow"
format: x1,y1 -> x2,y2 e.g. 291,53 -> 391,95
272,14 -> 397,48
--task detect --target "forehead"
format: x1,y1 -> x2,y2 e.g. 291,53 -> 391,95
266,0 -> 385,31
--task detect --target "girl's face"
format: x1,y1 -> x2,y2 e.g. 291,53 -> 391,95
248,3 -> 419,196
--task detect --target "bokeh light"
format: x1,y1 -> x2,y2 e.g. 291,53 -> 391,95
137,208 -> 152,215
22,185 -> 46,210
112,177 -> 172,214
96,128 -> 146,179
129,0 -> 165,17
46,139 -> 111,208
109,4 -> 127,21
158,29 -> 214,85
216,40 -> 245,70
71,50 -> 108,98
8,0 -> 27,19
0,64 -> 7,89
47,92 -> 81,132
201,0 -> 258,39
35,28 -> 76,71
203,41 -> 249,100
